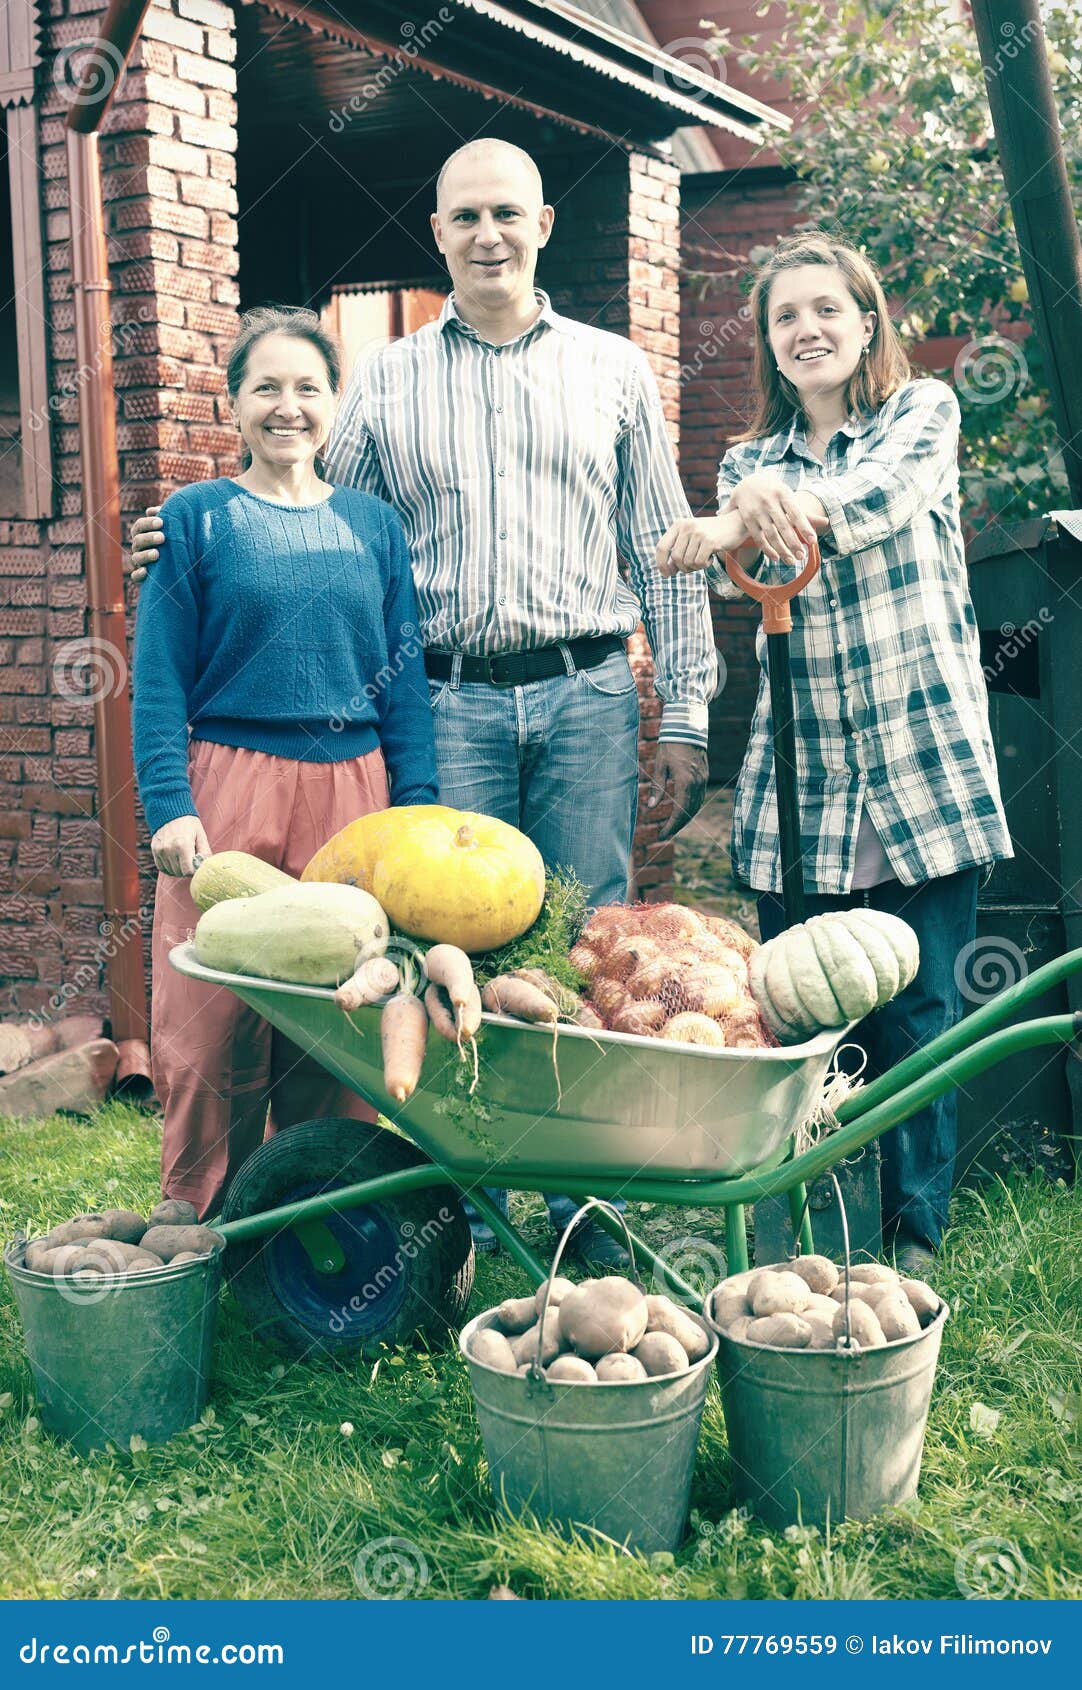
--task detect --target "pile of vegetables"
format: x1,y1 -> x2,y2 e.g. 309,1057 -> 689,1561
190,807 -> 565,1109
467,1277 -> 712,1383
570,902 -> 772,1048
21,1199 -> 223,1279
710,1255 -> 942,1351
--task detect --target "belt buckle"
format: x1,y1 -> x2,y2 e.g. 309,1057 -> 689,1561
487,654 -> 519,687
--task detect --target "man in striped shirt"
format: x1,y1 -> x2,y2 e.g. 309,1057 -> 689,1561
130,138 -> 717,1267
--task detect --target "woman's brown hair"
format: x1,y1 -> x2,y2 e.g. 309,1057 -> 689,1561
735,233 -> 911,443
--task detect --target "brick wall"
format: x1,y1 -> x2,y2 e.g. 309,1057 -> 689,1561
680,169 -> 802,782
542,146 -> 689,899
0,0 -> 239,1022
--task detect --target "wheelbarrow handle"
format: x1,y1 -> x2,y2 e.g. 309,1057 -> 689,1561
724,541 -> 821,634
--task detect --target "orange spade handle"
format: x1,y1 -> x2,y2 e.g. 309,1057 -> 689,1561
724,540 -> 821,635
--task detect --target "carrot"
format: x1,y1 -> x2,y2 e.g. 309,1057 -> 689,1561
422,944 -> 476,1008
380,992 -> 429,1102
481,975 -> 558,1024
424,981 -> 459,1043
335,955 -> 399,1011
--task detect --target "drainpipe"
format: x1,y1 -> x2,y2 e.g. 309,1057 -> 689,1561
970,0 -> 1082,504
65,0 -> 155,1092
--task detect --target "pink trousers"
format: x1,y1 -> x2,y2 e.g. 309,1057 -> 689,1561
151,739 -> 390,1220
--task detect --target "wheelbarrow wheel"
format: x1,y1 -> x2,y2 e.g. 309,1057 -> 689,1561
219,1118 -> 474,1361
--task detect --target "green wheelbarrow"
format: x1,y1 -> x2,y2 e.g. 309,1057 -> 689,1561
169,543 -> 1078,1360
169,937 -> 1082,1359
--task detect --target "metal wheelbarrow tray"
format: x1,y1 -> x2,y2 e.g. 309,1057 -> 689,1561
168,943 -> 849,1180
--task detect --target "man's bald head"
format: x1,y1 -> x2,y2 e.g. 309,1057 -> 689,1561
435,139 -> 545,210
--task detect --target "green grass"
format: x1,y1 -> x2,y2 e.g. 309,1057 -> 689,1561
1,1102 -> 1080,1600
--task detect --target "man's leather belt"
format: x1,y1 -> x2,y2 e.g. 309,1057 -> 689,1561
424,634 -> 625,688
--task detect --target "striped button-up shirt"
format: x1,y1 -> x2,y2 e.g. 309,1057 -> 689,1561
708,378 -> 1012,894
323,291 -> 717,744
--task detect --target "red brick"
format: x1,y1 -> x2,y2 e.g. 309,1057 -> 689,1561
178,173 -> 236,211
175,50 -> 236,90
179,0 -> 234,26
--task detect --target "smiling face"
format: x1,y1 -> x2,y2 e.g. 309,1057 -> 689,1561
765,263 -> 876,405
430,144 -> 554,320
230,333 -> 338,472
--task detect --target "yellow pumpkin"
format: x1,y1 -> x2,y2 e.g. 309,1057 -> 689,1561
300,804 -> 457,890
370,809 -> 545,952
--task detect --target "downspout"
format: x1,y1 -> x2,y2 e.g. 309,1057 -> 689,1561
65,0 -> 156,1093
970,0 -> 1082,505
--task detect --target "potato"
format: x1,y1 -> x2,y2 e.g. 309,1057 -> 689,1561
535,1276 -> 576,1314
510,1310 -> 562,1367
745,1313 -> 812,1348
901,1279 -> 940,1325
149,1199 -> 200,1229
726,1315 -> 754,1343
168,1251 -> 204,1266
875,1292 -> 921,1342
632,1332 -> 690,1377
719,1268 -> 758,1295
497,1296 -> 540,1335
788,1253 -> 839,1294
47,1214 -> 114,1248
645,1294 -> 710,1360
558,1277 -> 648,1359
803,1292 -> 841,1319
847,1263 -> 898,1286
139,1225 -> 224,1263
77,1239 -> 164,1275
849,1281 -> 905,1314
470,1329 -> 518,1373
711,1288 -> 750,1329
749,1270 -> 811,1318
832,1299 -> 886,1349
596,1352 -> 648,1382
97,1209 -> 147,1244
546,1354 -> 598,1383
830,1279 -> 881,1305
24,1242 -> 89,1276
803,1314 -> 838,1350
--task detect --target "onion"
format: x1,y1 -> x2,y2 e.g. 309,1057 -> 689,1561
611,999 -> 668,1036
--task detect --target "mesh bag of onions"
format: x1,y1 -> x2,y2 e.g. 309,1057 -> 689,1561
569,903 -> 776,1049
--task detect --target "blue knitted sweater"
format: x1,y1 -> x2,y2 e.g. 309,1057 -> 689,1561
133,478 -> 439,836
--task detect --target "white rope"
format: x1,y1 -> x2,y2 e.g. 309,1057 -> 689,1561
794,1042 -> 869,1156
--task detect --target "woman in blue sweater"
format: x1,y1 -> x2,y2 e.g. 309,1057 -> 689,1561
133,306 -> 438,1219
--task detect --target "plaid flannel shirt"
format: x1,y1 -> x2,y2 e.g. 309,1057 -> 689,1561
707,378 -> 1012,895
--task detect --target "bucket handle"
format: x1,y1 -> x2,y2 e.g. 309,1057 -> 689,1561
791,1169 -> 864,1351
530,1199 -> 642,1381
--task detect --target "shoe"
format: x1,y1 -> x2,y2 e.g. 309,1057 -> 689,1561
558,1218 -> 632,1273
470,1226 -> 500,1257
893,1241 -> 935,1277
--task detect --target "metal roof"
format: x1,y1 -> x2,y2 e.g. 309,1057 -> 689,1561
238,0 -> 787,147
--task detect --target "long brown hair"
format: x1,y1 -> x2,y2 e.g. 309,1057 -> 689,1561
735,233 -> 911,443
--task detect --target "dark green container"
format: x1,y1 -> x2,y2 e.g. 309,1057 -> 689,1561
4,1240 -> 222,1456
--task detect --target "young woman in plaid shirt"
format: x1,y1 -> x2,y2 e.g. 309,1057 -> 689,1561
656,234 -> 1011,1271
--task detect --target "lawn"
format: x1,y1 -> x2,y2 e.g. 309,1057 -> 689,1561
1,1101 -> 1080,1601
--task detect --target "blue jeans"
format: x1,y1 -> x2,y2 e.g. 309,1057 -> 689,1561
431,650 -> 638,1238
757,868 -> 979,1252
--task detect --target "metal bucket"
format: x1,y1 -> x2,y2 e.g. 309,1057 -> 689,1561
703,1280 -> 948,1529
4,1240 -> 222,1457
460,1200 -> 718,1553
461,1307 -> 717,1553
